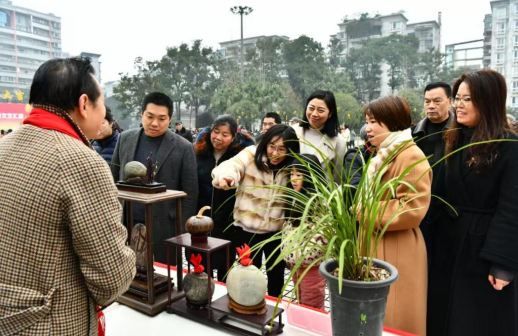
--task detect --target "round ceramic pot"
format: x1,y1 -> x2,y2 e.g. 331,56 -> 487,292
183,271 -> 215,307
226,264 -> 267,306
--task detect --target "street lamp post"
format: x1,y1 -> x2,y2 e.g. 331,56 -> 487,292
230,6 -> 253,83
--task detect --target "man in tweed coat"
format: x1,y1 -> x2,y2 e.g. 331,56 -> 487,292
111,92 -> 198,264
0,58 -> 136,335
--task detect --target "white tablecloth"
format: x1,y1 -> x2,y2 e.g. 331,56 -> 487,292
104,265 -> 404,336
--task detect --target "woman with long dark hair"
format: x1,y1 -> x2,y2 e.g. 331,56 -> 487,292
212,124 -> 299,297
293,90 -> 347,183
428,69 -> 518,336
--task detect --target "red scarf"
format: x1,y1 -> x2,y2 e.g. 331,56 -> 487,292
23,108 -> 82,143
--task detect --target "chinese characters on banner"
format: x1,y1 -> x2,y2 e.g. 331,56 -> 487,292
0,103 -> 32,131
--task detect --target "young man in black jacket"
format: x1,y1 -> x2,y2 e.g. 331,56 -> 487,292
174,120 -> 193,143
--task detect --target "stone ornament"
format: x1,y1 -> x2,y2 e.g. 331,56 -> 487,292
183,254 -> 215,309
226,244 -> 267,314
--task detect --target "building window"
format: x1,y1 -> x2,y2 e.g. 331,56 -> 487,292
0,11 -> 8,27
0,76 -> 15,82
515,36 -> 518,46
497,53 -> 505,63
496,66 -> 504,74
390,22 -> 401,31
513,96 -> 518,107
497,7 -> 507,19
32,17 -> 48,25
514,50 -> 518,60
423,40 -> 433,50
497,37 -> 505,49
498,23 -> 506,34
467,49 -> 483,58
513,81 -> 518,92
515,4 -> 518,15
513,66 -> 518,76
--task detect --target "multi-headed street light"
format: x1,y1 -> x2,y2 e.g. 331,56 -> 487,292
230,6 -> 253,83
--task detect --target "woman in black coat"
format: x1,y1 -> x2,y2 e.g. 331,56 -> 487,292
194,115 -> 254,282
428,69 -> 518,336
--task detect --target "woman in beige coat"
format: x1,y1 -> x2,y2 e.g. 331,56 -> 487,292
364,96 -> 431,336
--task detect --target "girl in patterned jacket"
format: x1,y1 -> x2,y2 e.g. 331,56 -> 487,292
282,154 -> 328,310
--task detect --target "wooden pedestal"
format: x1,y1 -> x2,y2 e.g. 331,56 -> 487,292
165,235 -> 283,335
126,273 -> 170,299
118,290 -> 185,317
167,295 -> 284,336
116,189 -> 187,316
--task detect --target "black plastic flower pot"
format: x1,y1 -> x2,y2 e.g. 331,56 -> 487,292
319,258 -> 398,336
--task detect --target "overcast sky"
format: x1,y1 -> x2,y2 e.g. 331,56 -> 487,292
15,0 -> 491,84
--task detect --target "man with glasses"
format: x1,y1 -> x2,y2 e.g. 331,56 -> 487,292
412,82 -> 455,265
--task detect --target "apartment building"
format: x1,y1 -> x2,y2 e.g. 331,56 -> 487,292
333,11 -> 441,97
445,40 -> 484,70
488,0 -> 518,107
218,35 -> 289,61
0,0 -> 64,101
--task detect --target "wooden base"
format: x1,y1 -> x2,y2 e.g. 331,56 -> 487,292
167,295 -> 284,336
228,297 -> 267,315
116,182 -> 167,194
127,274 -> 170,300
117,290 -> 185,316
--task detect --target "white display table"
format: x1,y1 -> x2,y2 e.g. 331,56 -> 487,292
105,264 -> 409,336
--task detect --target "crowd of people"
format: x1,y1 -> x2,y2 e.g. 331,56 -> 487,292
1,56 -> 517,336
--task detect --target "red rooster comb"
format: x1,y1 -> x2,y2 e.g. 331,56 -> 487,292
190,253 -> 205,273
236,244 -> 253,266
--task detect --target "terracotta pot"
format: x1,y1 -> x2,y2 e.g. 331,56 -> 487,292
185,206 -> 214,242
226,264 -> 267,306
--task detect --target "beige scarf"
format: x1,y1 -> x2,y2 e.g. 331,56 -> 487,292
366,128 -> 413,181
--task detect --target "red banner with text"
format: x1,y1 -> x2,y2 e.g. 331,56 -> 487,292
0,103 -> 32,131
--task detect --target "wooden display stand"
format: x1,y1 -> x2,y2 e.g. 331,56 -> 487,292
116,189 -> 187,316
165,234 -> 284,335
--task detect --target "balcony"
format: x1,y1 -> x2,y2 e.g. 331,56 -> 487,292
0,59 -> 16,67
16,71 -> 35,79
16,61 -> 41,70
0,49 -> 16,57
0,38 -> 15,46
16,51 -> 49,61
16,39 -> 51,52
16,25 -> 31,33
0,81 -> 29,90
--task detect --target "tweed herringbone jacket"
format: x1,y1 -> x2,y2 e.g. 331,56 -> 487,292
0,125 -> 136,336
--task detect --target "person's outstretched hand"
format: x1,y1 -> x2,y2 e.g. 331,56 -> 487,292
214,176 -> 235,190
